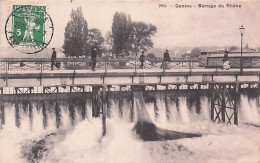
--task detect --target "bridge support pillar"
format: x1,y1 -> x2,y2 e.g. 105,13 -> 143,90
92,86 -> 102,118
106,86 -> 112,119
196,84 -> 201,114
176,85 -> 180,112
15,99 -> 20,128
81,99 -> 86,120
210,84 -> 214,121
130,91 -> 135,122
153,96 -> 159,120
257,83 -> 260,107
55,101 -> 61,129
91,85 -> 107,136
211,83 -> 239,125
102,85 -> 107,136
69,99 -> 76,126
28,101 -> 33,129
165,84 -> 170,120
153,85 -> 159,120
186,84 -> 201,113
119,86 -> 123,118
234,83 -> 239,125
0,95 -> 4,129
42,101 -> 47,129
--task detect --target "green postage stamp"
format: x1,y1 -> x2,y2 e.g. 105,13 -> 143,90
5,5 -> 54,54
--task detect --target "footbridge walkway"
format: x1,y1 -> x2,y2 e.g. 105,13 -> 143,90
1,58 -> 260,126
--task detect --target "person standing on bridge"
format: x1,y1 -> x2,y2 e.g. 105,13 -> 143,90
139,51 -> 145,69
51,48 -> 56,71
90,47 -> 97,71
161,49 -> 171,69
222,50 -> 230,70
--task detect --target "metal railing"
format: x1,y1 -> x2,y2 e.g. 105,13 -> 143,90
0,57 -> 200,72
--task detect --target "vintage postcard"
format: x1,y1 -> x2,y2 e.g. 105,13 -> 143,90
0,0 -> 260,163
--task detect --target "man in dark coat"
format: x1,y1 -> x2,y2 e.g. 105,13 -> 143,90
90,47 -> 97,71
162,49 -> 171,69
51,48 -> 56,70
139,51 -> 145,69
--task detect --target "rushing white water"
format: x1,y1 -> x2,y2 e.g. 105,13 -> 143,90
178,97 -> 191,123
239,95 -> 260,124
0,93 -> 259,163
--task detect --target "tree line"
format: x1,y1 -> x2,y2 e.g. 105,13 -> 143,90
63,7 -> 157,58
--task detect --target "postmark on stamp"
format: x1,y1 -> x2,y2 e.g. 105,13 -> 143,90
5,5 -> 54,54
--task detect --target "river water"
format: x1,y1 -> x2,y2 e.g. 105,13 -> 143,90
0,90 -> 259,163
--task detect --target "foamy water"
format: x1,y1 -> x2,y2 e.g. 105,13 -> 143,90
0,94 -> 259,163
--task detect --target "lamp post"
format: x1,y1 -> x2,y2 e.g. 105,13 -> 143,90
239,25 -> 245,73
130,28 -> 137,72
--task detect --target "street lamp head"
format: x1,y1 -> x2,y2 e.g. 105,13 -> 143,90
239,25 -> 245,35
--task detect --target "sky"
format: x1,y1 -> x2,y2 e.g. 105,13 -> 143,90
0,0 -> 260,56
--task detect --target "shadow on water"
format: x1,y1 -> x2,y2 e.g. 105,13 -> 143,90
22,132 -> 56,163
21,130 -> 68,163
244,122 -> 260,128
132,92 -> 202,141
